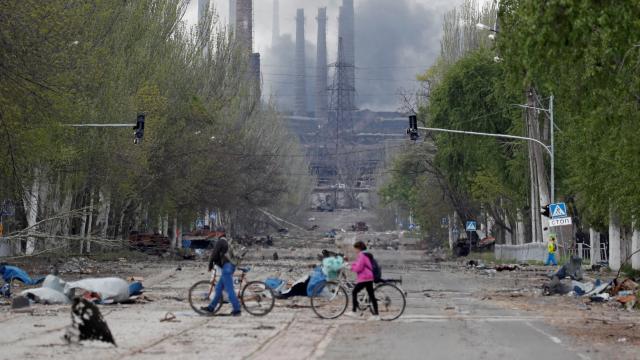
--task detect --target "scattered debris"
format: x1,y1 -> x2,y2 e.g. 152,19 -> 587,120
23,287 -> 71,305
11,295 -> 30,310
129,231 -> 171,254
590,293 -> 610,302
65,298 -> 116,346
160,312 -> 180,323
1,283 -> 10,297
351,222 -> 369,232
495,264 -> 520,272
611,278 -> 638,296
1,264 -> 44,285
543,276 -> 573,296
65,277 -> 131,304
59,257 -> 97,274
552,256 -> 584,281
254,324 -> 276,330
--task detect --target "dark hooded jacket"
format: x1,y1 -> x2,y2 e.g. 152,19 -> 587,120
208,237 -> 229,271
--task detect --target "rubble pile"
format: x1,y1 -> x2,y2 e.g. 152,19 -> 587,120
58,257 -> 98,274
539,257 -> 640,311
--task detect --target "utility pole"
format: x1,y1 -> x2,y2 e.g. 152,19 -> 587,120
328,37 -> 355,208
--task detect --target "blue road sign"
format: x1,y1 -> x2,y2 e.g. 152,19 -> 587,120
549,203 -> 568,219
466,221 -> 477,232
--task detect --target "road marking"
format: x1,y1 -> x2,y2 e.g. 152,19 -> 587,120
243,314 -> 298,360
308,324 -> 338,360
525,322 -> 562,344
396,314 -> 546,323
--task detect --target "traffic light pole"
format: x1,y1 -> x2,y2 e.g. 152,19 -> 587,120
66,113 -> 146,144
67,124 -> 135,127
412,95 -> 555,204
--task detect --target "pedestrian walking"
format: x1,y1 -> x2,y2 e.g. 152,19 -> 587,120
346,241 -> 379,321
200,236 -> 242,316
545,235 -> 558,266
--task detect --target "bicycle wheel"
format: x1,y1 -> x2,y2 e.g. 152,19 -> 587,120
372,283 -> 406,321
188,280 -> 222,316
240,281 -> 275,316
310,281 -> 348,319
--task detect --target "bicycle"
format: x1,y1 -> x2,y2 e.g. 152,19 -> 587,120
188,266 -> 275,316
310,263 -> 406,321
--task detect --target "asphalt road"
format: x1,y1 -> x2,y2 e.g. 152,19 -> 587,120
320,270 -> 590,360
0,257 -> 617,360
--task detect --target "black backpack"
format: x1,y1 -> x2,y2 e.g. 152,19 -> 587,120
364,252 -> 382,282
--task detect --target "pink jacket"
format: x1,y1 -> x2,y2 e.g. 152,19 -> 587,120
351,252 -> 374,283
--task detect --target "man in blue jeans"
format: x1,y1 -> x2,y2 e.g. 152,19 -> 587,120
200,237 -> 241,316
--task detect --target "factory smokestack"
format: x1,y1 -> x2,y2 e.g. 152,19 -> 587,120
295,8 -> 307,116
198,0 -> 209,54
236,0 -> 253,52
272,0 -> 280,47
315,8 -> 328,120
338,0 -> 356,109
229,0 -> 236,29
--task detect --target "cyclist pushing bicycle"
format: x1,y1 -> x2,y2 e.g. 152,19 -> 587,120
345,241 -> 379,321
200,236 -> 242,316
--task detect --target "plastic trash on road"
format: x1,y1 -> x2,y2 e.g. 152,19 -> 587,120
0,265 -> 44,285
65,277 -> 130,304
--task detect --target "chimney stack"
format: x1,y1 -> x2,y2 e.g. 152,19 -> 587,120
272,0 -> 280,47
315,8 -> 328,120
295,9 -> 307,116
339,0 -> 356,108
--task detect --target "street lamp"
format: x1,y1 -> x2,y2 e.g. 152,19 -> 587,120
475,23 -> 497,32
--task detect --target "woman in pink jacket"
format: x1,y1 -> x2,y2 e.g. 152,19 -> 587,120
347,241 -> 379,320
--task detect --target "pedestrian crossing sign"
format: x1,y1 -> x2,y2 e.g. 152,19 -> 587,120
549,203 -> 568,219
466,221 -> 477,232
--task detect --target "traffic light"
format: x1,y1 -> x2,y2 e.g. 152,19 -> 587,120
541,204 -> 550,218
407,115 -> 419,141
133,113 -> 145,144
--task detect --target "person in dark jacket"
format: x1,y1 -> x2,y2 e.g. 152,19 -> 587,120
201,237 -> 241,316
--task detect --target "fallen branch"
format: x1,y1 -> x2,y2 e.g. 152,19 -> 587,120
615,247 -> 640,280
257,208 -> 308,232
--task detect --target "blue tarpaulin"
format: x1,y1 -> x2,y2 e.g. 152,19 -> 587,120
265,277 -> 284,290
0,265 -> 44,285
307,266 -> 327,296
128,281 -> 144,296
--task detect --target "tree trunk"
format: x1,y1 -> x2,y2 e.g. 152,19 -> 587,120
516,209 -> 525,245
22,168 -> 40,255
79,195 -> 87,254
118,199 -> 131,241
162,214 -> 169,237
504,214 -> 512,245
609,208 -> 621,271
97,189 -> 111,239
61,189 -> 73,252
86,191 -> 94,254
171,216 -> 178,248
589,228 -> 601,266
632,225 -> 640,270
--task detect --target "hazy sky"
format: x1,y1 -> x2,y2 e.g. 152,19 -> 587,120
185,0 -> 472,111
